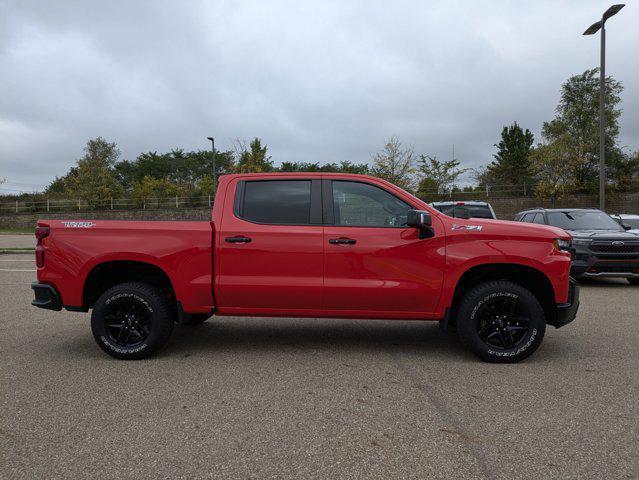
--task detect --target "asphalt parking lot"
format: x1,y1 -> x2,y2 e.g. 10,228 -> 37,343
0,254 -> 637,480
0,234 -> 34,249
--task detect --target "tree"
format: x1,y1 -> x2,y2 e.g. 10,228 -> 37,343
416,155 -> 469,197
531,135 -> 576,205
542,68 -> 623,191
55,137 -> 121,204
278,160 -> 370,174
487,122 -> 534,190
371,136 -> 416,190
234,138 -> 274,173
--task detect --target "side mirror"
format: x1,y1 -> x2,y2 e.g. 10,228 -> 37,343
622,223 -> 632,231
407,210 -> 434,239
453,205 -> 471,219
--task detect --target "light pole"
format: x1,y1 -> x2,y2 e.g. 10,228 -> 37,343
583,4 -> 624,211
207,137 -> 216,194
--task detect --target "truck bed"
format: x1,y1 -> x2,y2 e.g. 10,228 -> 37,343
36,220 -> 214,313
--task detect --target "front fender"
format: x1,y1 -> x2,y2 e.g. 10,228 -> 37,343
437,237 -> 571,316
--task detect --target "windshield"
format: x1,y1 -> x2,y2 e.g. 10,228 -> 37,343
437,204 -> 494,219
547,211 -> 623,231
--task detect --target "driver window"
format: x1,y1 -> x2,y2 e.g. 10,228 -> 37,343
332,181 -> 411,227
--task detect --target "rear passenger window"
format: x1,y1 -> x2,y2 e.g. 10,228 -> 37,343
240,180 -> 311,224
521,213 -> 534,222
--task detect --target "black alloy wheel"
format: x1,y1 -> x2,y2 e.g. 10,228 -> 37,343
103,296 -> 153,347
475,296 -> 530,350
91,282 -> 174,360
456,280 -> 546,363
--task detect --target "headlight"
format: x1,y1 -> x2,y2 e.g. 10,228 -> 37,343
556,239 -> 571,250
553,238 -> 572,252
572,238 -> 592,246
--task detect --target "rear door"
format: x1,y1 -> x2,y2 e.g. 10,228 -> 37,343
322,179 -> 445,318
217,178 -> 324,313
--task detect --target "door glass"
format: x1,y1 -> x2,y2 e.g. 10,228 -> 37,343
332,181 -> 411,227
532,213 -> 545,224
242,180 -> 311,224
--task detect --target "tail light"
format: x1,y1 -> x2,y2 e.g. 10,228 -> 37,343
35,225 -> 50,267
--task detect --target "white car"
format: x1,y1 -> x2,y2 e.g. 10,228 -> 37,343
611,214 -> 639,235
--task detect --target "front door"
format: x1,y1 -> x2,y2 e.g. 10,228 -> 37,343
322,179 -> 445,318
216,178 -> 324,314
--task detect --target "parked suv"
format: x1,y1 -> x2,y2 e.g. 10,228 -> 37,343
515,208 -> 639,283
430,201 -> 496,219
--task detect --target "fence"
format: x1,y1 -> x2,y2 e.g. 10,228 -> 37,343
3,189 -> 639,221
0,195 -> 215,214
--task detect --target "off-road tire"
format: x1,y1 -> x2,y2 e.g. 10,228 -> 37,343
456,281 -> 546,363
91,282 -> 174,360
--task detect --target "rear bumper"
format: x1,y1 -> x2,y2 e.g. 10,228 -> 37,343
31,282 -> 62,311
552,277 -> 579,328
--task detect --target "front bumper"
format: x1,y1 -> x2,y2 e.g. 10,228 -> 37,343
571,249 -> 639,278
552,277 -> 579,328
31,282 -> 62,311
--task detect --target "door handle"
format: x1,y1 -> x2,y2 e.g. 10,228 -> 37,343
329,237 -> 356,245
225,236 -> 252,243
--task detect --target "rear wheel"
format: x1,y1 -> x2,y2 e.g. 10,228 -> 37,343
456,281 -> 546,363
91,282 -> 174,360
627,278 -> 639,285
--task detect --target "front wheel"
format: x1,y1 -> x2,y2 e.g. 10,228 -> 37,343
456,281 -> 546,363
627,278 -> 639,285
91,282 -> 174,360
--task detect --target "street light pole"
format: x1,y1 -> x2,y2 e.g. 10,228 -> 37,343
599,24 -> 605,211
207,137 -> 216,194
583,4 -> 624,212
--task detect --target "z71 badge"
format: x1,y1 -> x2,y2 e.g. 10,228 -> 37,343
62,221 -> 96,228
452,224 -> 482,231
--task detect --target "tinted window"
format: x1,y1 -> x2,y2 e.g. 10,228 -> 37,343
437,204 -> 494,219
532,213 -> 545,224
241,180 -> 311,224
520,213 -> 534,223
332,181 -> 411,227
546,211 -> 623,231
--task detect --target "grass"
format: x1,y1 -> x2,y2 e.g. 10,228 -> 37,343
0,227 -> 34,234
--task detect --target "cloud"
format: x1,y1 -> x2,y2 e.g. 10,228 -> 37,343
1,0 -> 637,192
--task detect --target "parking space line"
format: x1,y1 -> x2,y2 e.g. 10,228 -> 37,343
0,268 -> 36,272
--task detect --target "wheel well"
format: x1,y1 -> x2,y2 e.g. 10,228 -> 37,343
83,261 -> 176,309
448,263 -> 556,326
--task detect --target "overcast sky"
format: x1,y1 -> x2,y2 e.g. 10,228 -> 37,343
1,0 -> 637,193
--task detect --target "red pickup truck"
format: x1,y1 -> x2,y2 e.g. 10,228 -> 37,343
32,173 -> 579,362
